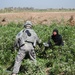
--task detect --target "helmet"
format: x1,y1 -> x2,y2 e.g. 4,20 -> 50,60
24,21 -> 32,28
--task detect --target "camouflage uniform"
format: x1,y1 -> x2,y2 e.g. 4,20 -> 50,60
12,21 -> 41,75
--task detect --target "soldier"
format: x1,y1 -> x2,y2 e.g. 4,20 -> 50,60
11,21 -> 41,75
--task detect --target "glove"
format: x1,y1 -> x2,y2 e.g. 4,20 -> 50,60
43,42 -> 49,47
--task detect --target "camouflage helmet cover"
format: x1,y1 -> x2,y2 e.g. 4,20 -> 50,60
24,21 -> 32,28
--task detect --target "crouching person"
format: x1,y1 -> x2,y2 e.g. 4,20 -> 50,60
43,29 -> 64,50
11,21 -> 41,75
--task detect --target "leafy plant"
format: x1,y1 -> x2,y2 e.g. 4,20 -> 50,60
0,22 -> 75,75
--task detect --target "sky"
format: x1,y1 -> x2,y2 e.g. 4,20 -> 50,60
0,0 -> 75,9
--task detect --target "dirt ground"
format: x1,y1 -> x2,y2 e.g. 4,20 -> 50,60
0,12 -> 75,25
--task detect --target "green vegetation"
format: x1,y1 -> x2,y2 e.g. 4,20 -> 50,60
0,22 -> 75,75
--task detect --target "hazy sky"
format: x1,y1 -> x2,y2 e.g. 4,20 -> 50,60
0,0 -> 75,9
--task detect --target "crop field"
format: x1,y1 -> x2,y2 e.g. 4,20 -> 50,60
0,12 -> 75,25
0,20 -> 75,75
0,11 -> 75,75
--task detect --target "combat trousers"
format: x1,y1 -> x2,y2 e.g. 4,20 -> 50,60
12,43 -> 36,74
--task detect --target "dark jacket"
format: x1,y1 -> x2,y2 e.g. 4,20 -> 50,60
51,34 -> 63,46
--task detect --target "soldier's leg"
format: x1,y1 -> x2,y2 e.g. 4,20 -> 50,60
12,49 -> 25,74
29,49 -> 36,65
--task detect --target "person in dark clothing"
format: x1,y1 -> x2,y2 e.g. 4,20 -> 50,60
51,29 -> 64,46
43,29 -> 64,50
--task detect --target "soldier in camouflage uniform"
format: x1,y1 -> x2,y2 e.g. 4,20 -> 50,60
11,21 -> 41,75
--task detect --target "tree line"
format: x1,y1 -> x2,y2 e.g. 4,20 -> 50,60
0,7 -> 75,12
